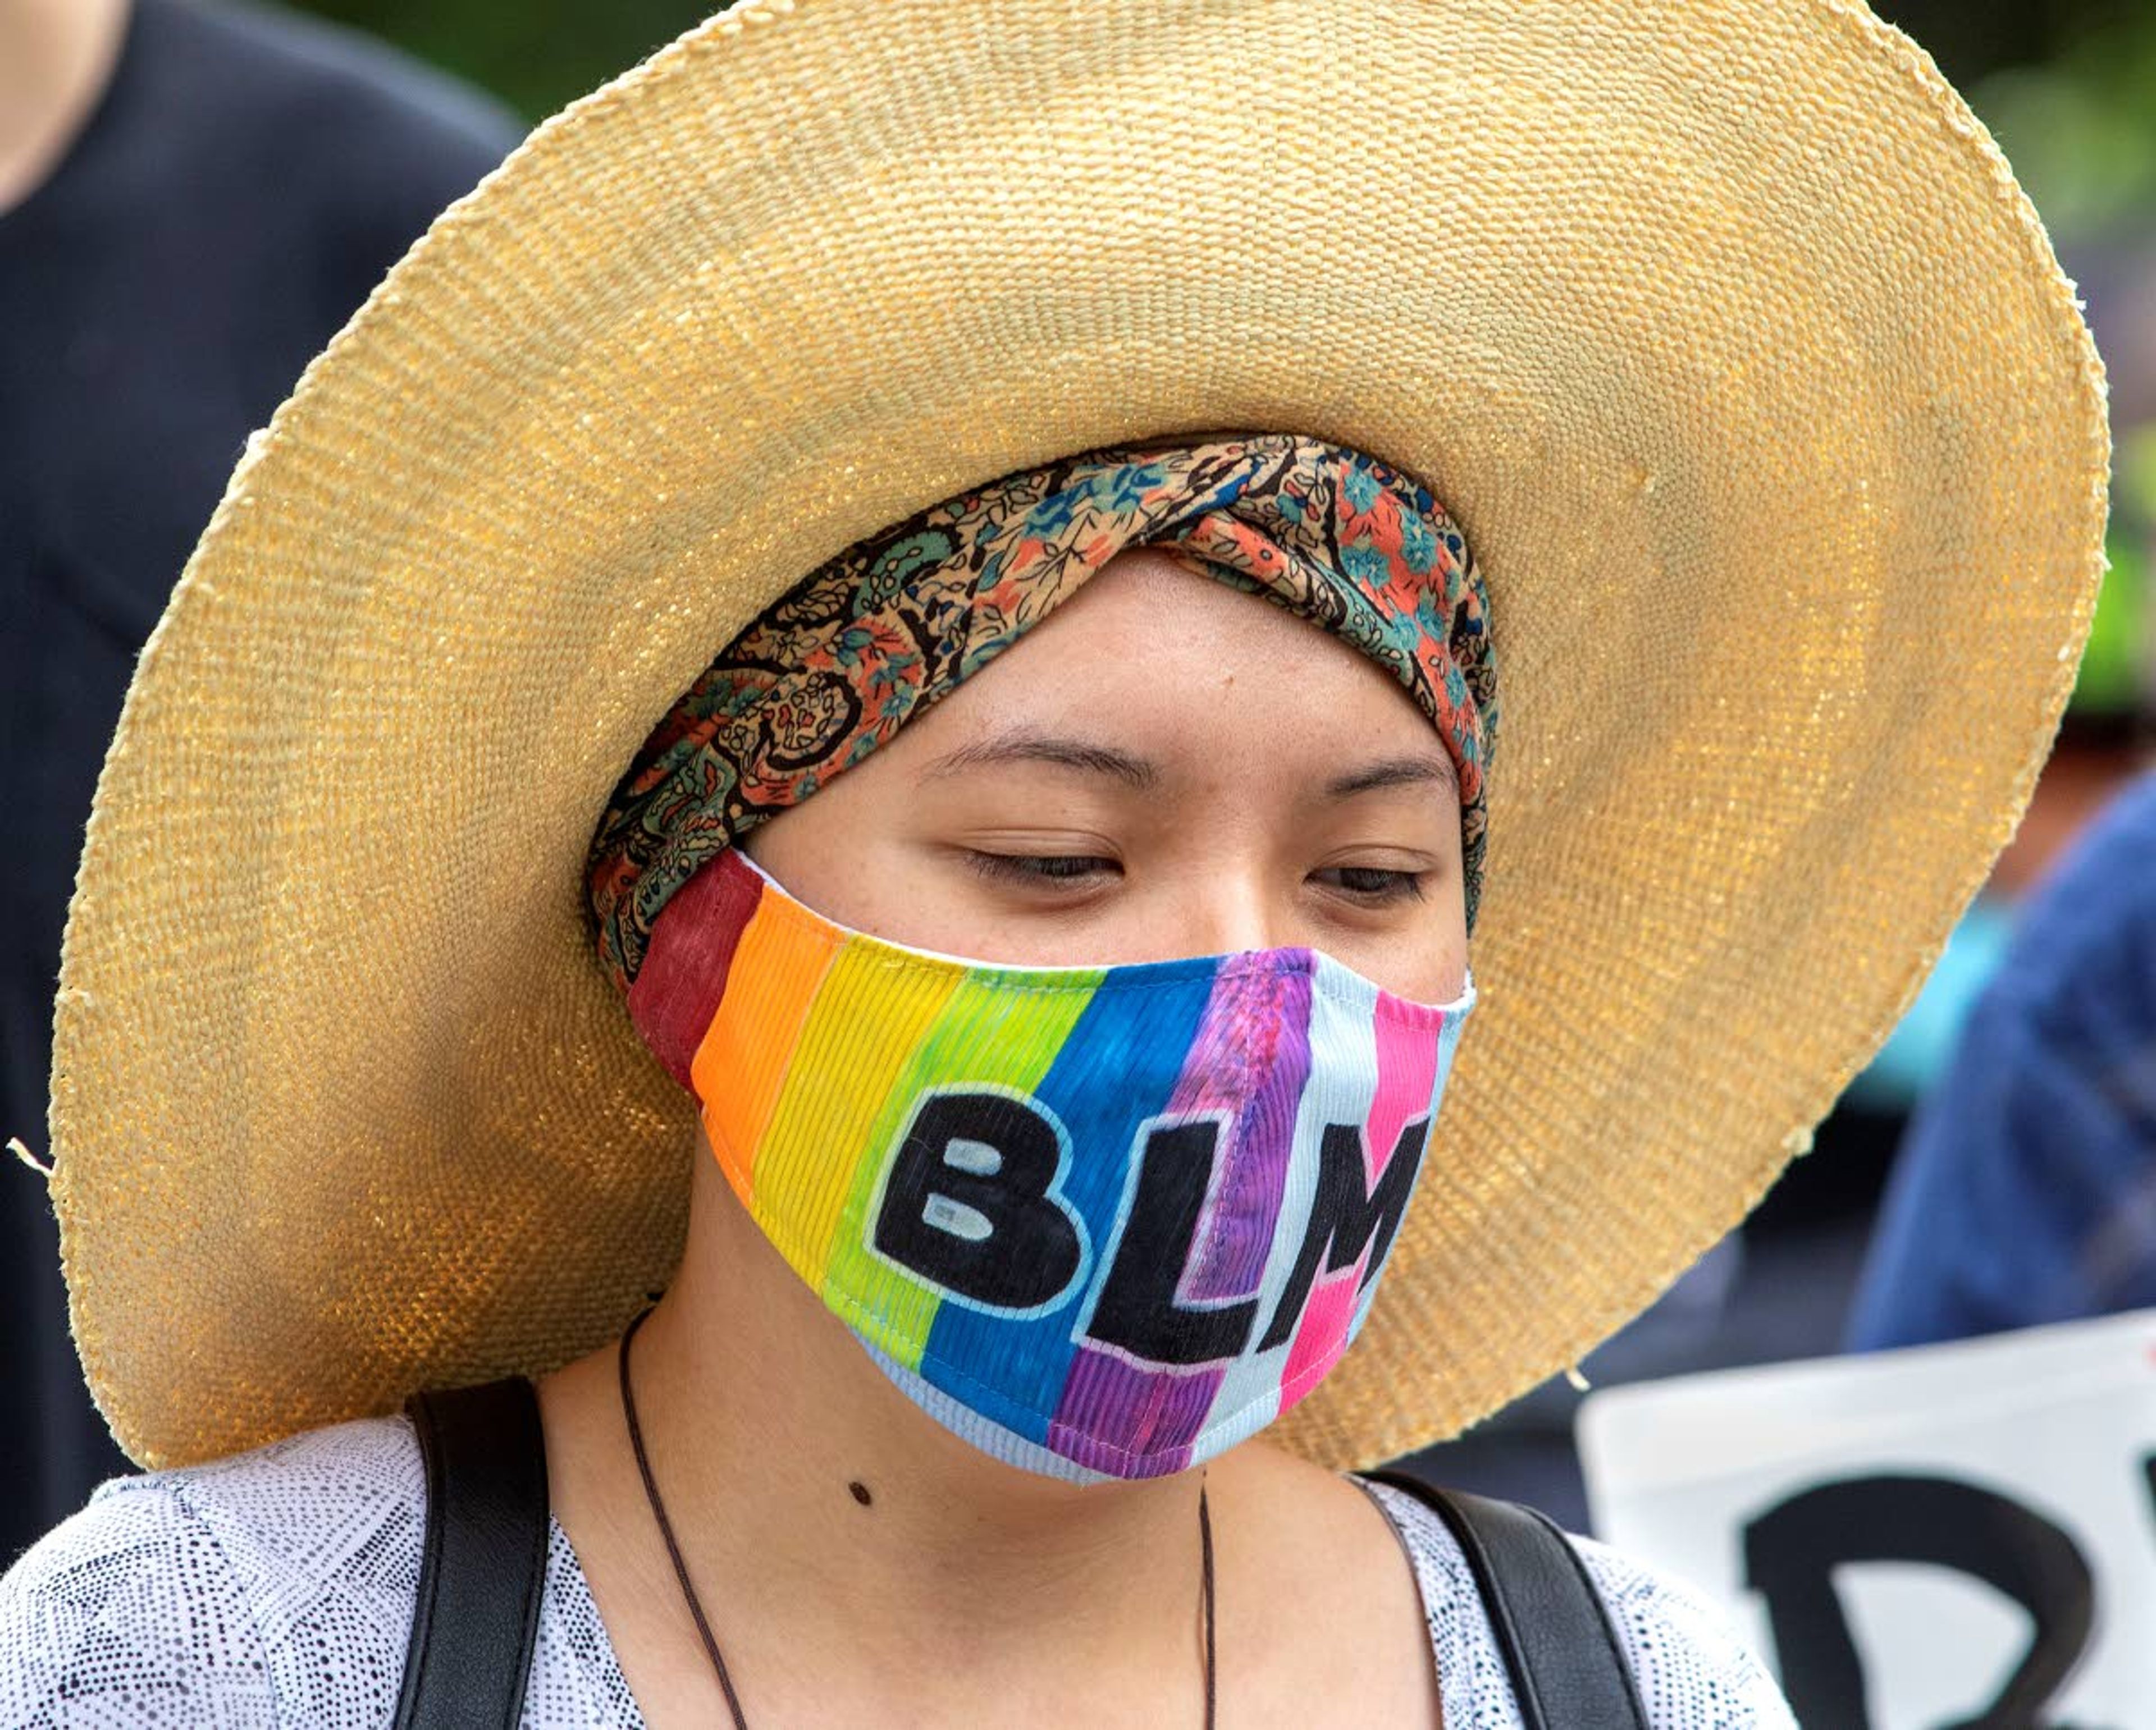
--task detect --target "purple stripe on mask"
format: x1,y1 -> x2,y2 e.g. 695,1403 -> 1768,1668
1047,954 -> 1315,1472
1047,1353 -> 1221,1479
1177,955 -> 1313,1302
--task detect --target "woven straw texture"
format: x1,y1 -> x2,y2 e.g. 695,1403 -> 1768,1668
51,0 -> 2106,1471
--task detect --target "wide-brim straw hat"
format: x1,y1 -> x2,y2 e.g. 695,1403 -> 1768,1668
51,0 -> 2106,1471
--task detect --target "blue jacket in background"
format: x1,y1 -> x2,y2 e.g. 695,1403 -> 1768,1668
1847,769 -> 2156,1350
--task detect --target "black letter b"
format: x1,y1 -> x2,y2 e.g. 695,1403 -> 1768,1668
873,1091 -> 1085,1312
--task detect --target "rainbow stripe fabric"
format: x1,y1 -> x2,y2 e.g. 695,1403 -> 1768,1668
628,849 -> 1474,1481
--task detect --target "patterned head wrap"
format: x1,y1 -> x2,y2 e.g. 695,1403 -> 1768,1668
588,433 -> 1495,992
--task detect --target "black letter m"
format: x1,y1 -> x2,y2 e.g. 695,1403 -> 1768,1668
1256,1118 -> 1429,1352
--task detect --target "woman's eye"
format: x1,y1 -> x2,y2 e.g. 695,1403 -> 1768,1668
964,853 -> 1422,901
1313,866 -> 1426,903
967,852 -> 1120,887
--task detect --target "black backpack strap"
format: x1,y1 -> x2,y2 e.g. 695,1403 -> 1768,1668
395,1376 -> 551,1730
1361,1470 -> 1650,1730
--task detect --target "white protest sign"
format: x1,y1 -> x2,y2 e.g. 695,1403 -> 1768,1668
1578,1310 -> 2156,1728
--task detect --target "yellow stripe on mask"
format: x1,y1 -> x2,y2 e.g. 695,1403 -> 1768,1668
750,940 -> 960,1288
822,968 -> 1101,1370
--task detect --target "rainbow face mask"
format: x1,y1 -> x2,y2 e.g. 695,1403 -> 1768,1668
627,850 -> 1476,1482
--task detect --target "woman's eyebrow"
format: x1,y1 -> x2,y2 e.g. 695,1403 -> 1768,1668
921,735 -> 1450,797
1326,752 -> 1459,798
922,730 -> 1161,789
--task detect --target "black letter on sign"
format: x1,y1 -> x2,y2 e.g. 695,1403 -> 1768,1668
1743,1473 -> 2095,1730
873,1091 -> 1084,1312
1255,1119 -> 1430,1352
1085,1120 -> 1258,1366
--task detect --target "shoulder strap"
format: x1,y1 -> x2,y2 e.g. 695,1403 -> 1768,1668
396,1376 -> 551,1730
1361,1470 -> 1650,1730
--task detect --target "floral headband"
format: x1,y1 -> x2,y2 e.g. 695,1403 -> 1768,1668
588,433 -> 1496,992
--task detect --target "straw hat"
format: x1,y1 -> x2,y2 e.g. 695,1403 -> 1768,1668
50,0 -> 2106,1471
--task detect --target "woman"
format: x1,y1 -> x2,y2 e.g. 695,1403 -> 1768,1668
0,1 -> 2106,1724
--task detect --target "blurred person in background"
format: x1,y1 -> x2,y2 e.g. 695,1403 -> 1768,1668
1847,765 -> 2156,1349
0,0 -> 519,1561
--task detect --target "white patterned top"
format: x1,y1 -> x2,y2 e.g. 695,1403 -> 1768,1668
0,1416 -> 1792,1726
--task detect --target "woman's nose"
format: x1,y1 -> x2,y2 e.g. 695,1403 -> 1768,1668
1170,873 -> 1282,958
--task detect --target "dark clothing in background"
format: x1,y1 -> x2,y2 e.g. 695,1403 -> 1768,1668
1,0 -> 517,1560
1847,770 -> 2156,1350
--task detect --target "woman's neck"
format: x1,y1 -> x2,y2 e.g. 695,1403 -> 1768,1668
539,1155 -> 1218,1724
0,0 -> 130,215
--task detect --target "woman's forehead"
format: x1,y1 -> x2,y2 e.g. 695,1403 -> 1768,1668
893,551 -> 1451,770
865,676 -> 1452,843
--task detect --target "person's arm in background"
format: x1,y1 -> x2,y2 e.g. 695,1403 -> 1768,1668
1,0 -> 522,1564
1846,770 -> 2156,1350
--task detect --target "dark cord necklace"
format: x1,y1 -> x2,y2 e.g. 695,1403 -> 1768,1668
618,1308 -> 1218,1728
